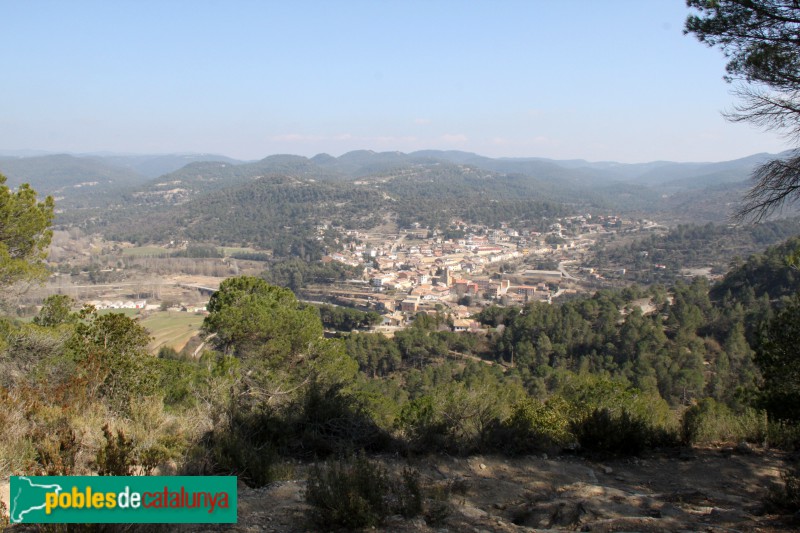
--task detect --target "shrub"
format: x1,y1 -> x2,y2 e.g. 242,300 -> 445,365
0,500 -> 9,529
94,423 -> 136,476
766,420 -> 800,450
397,381 -> 513,454
571,408 -> 650,456
305,455 -> 423,528
488,397 -> 572,454
30,418 -> 79,475
294,384 -> 390,456
682,399 -> 767,445
207,428 -> 281,488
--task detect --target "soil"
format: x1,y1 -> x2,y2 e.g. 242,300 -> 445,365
3,445 -> 797,532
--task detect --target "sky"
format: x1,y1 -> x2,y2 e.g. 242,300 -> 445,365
0,0 -> 792,163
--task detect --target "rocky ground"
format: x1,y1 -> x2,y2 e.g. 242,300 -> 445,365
3,445 -> 798,532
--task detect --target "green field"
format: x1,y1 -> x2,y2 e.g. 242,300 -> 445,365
139,311 -> 205,354
220,246 -> 259,256
96,308 -> 140,317
121,245 -> 170,257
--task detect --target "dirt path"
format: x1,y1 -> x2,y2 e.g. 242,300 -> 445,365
181,446 -> 794,532
3,446 -> 796,531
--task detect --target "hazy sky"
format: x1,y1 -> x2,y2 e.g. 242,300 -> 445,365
0,1 -> 791,162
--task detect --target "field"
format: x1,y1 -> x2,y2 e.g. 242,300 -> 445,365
96,308 -> 140,317
139,310 -> 205,353
220,246 -> 260,256
121,245 -> 170,257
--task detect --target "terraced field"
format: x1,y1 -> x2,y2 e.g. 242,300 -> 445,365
140,311 -> 205,353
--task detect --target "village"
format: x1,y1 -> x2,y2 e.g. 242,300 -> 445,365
304,213 -> 663,331
22,211 -> 664,354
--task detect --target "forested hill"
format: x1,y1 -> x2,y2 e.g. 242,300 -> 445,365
135,149 -> 770,205
96,171 -> 572,254
0,154 -> 151,208
8,148 -> 796,256
711,236 -> 800,303
60,148 -> 785,251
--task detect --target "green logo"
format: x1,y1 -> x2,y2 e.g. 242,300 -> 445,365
10,476 -> 237,523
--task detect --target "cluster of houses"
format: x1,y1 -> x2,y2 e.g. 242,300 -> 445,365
311,220 -> 587,328
312,213 -> 662,329
86,299 -> 152,310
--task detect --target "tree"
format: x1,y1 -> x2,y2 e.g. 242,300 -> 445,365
33,295 -> 77,327
203,276 -> 322,359
753,295 -> 800,421
66,308 -> 157,411
685,1 -> 800,220
203,276 -> 357,407
0,174 -> 54,287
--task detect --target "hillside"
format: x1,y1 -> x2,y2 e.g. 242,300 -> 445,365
0,154 -> 151,208
58,148 -> 786,251
4,148 -> 797,253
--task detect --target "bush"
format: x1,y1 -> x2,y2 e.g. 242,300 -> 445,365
294,384 -> 391,456
766,420 -> 800,450
305,455 -> 423,528
0,500 -> 9,529
488,397 -> 571,454
94,423 -> 136,476
29,418 -> 79,475
571,408 -> 650,456
682,399 -> 767,445
207,428 -> 282,488
397,381 -> 513,454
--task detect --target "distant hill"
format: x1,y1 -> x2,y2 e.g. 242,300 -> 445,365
0,154 -> 152,208
4,147 -> 797,249
95,153 -> 244,179
711,236 -> 800,303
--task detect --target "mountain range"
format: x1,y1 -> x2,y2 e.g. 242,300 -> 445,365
0,148 -> 793,252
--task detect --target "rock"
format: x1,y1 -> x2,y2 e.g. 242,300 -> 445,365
479,463 -> 487,470
710,507 -> 750,521
460,504 -> 489,520
602,466 -> 613,475
736,441 -> 754,455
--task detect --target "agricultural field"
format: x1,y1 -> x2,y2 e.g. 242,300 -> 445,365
139,310 -> 205,354
220,246 -> 259,256
120,245 -> 170,257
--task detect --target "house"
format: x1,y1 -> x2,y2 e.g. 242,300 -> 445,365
521,270 -> 563,283
400,296 -> 421,313
452,319 -> 474,332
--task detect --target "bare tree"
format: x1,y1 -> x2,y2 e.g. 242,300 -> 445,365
686,1 -> 800,221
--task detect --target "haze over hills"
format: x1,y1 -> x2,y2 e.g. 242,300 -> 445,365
0,147 -> 780,195
1,148 -> 793,251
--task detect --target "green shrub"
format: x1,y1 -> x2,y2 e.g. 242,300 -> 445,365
571,408 -> 650,456
397,381 -> 513,454
208,429 -> 281,488
488,397 -> 572,454
30,418 -> 79,475
94,423 -> 136,476
294,384 -> 391,456
305,455 -> 423,528
682,399 -> 767,445
396,395 -> 449,452
766,419 -> 800,450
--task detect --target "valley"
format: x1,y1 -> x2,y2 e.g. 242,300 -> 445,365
2,148 -> 800,531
